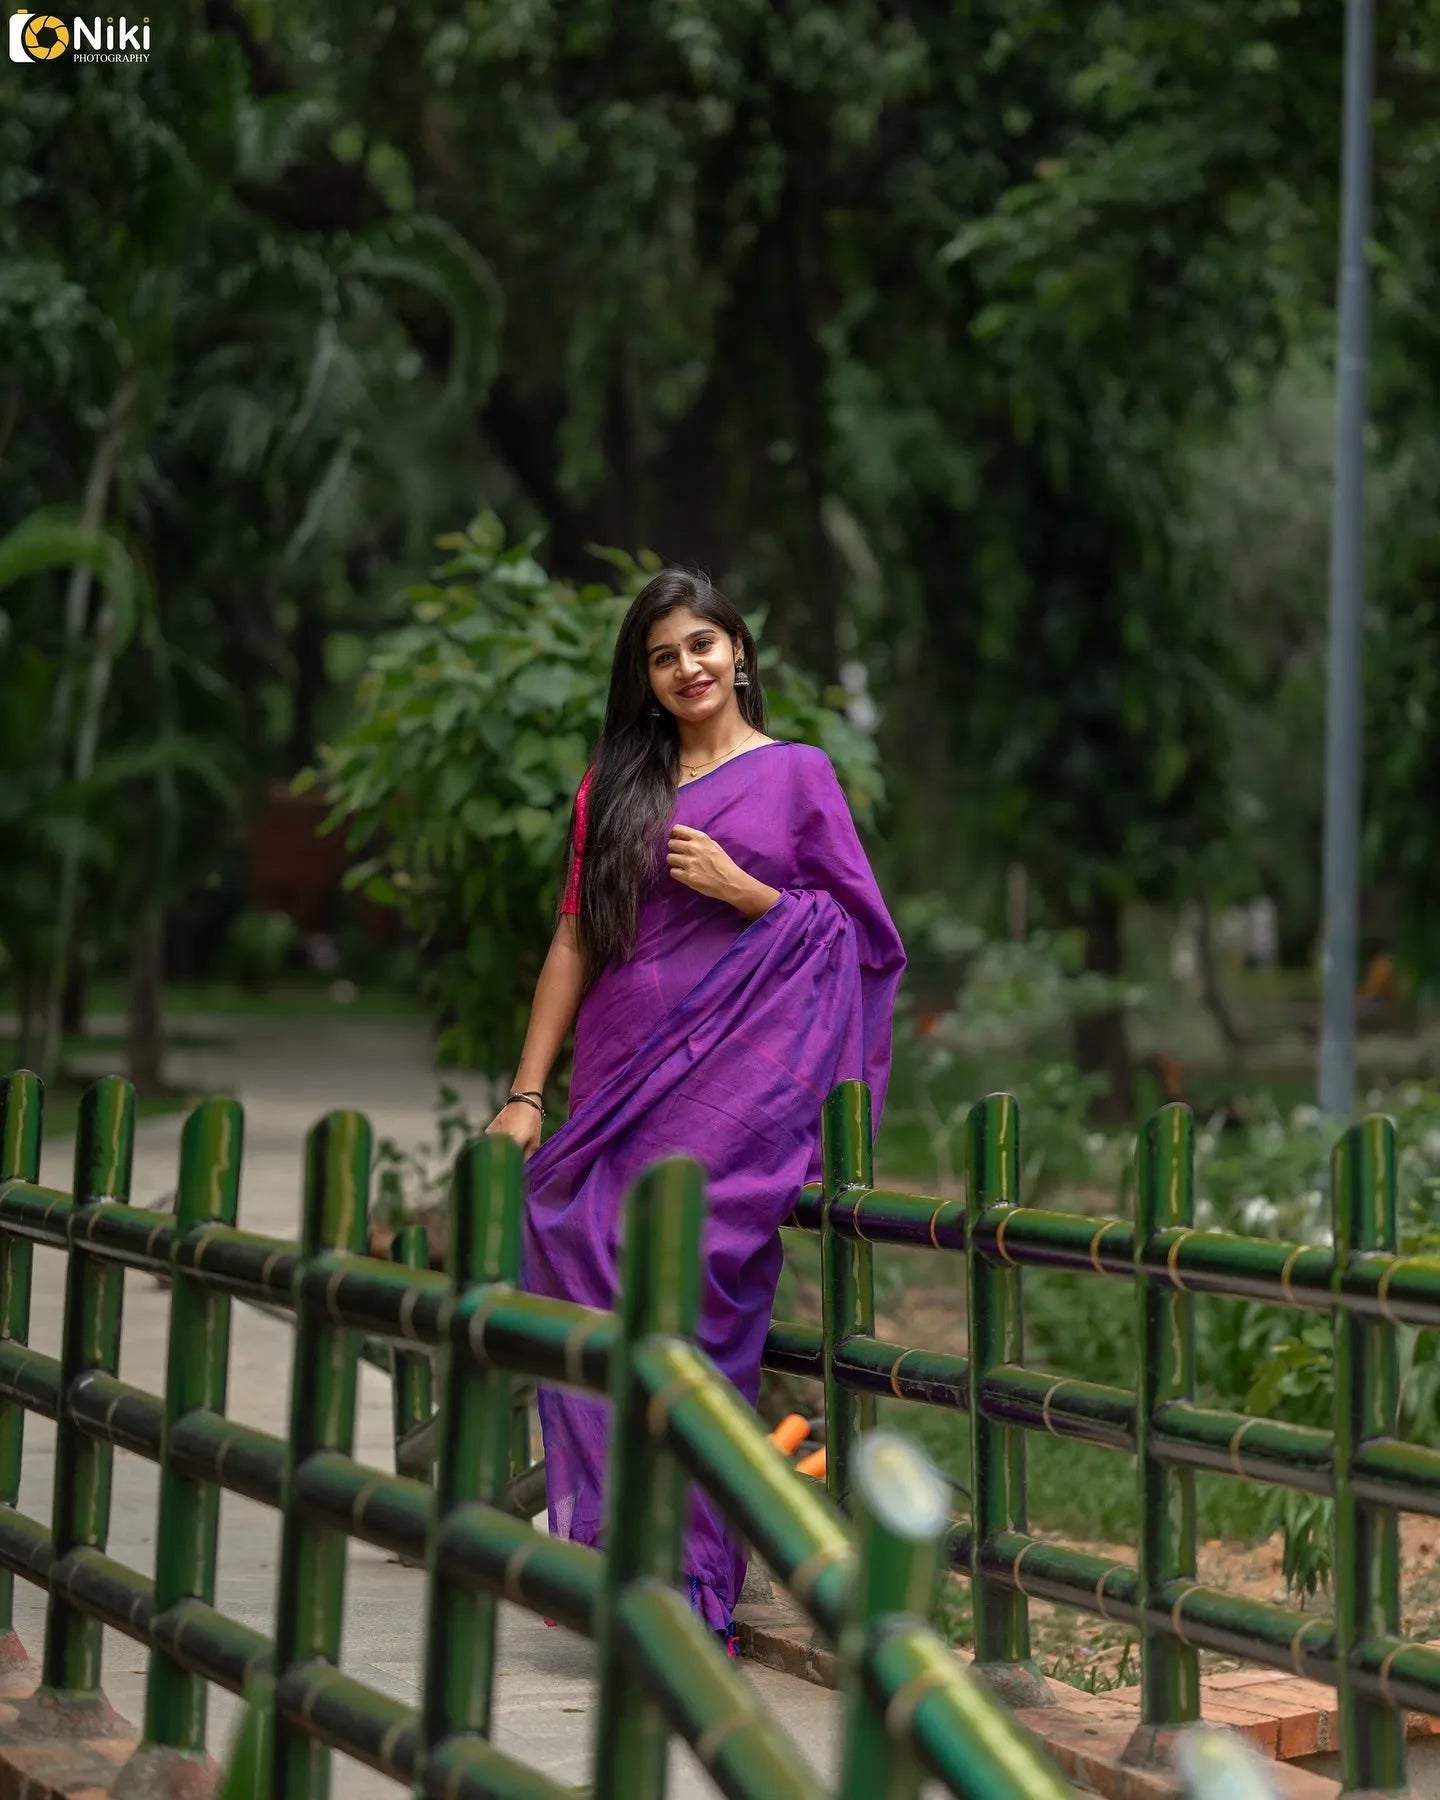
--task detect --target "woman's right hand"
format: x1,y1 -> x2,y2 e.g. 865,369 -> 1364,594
484,1100 -> 543,1160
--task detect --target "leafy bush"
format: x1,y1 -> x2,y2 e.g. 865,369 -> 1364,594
886,905 -> 1139,1198
1210,1084 -> 1440,1600
305,514 -> 883,1072
223,908 -> 301,990
371,1083 -> 488,1256
895,901 -> 1146,1053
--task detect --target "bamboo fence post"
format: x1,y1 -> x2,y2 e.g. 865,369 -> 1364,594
1332,1116 -> 1405,1793
0,1070 -> 42,1666
963,1093 -> 1046,1705
1133,1104 -> 1200,1735
142,1098 -> 244,1757
389,1222 -> 433,1468
839,1431 -> 949,1800
271,1110 -> 371,1799
417,1134 -> 522,1783
822,1081 -> 877,1514
42,1075 -> 135,1700
594,1157 -> 705,1800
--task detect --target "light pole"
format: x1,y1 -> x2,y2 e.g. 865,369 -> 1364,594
1318,0 -> 1376,1120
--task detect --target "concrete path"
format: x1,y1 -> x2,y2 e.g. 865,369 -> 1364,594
17,1015 -> 843,1796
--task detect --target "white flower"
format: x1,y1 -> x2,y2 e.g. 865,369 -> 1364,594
1290,1104 -> 1321,1131
1239,1195 -> 1279,1233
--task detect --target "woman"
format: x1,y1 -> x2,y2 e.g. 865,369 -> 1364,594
486,567 -> 905,1648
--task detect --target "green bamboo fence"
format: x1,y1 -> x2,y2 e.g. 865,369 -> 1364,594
769,1079 -> 1440,1795
0,1069 -> 1069,1800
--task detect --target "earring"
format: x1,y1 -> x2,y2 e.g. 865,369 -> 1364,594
650,703 -> 662,717
734,664 -> 749,688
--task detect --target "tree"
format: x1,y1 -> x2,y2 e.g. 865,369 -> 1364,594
1,38 -> 500,1085
12,0 -> 1440,1115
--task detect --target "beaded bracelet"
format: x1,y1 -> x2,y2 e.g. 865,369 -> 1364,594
507,1091 -> 546,1121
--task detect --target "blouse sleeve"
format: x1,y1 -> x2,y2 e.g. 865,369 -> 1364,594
560,768 -> 593,917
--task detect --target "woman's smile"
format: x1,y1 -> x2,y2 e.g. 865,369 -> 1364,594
676,678 -> 715,700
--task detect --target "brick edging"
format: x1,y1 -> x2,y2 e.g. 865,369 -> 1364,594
734,1595 -> 1392,1798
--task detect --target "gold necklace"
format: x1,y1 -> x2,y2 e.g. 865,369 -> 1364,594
679,727 -> 759,778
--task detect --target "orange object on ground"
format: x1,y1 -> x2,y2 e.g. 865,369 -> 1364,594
795,1446 -> 827,1480
768,1414 -> 809,1456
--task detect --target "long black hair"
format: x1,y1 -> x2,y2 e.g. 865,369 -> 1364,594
562,568 -> 767,990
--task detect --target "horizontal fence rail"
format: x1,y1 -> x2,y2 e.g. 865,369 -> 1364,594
0,1068 -> 1071,1800
763,1080 -> 1440,1795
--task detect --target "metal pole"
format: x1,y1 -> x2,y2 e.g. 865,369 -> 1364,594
1318,0 -> 1376,1120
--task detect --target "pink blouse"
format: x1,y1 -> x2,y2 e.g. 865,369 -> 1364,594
560,768 -> 593,916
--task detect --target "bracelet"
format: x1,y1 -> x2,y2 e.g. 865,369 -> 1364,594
507,1092 -> 545,1121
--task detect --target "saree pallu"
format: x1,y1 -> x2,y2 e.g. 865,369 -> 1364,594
522,742 -> 906,1630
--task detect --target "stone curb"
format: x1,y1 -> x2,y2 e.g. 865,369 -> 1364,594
733,1593 -> 1431,1797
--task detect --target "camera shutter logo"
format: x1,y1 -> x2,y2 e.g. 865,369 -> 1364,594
10,11 -> 70,60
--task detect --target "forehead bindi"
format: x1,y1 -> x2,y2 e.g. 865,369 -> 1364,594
647,611 -> 720,656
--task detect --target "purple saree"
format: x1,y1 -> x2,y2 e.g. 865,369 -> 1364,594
521,741 -> 906,1631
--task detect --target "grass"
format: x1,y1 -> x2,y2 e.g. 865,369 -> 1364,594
0,1032 -> 225,1142
3,1027 -> 231,1067
86,978 -> 426,1020
879,1402 -> 1271,1548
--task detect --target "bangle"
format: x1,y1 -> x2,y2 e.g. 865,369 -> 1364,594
507,1092 -> 545,1121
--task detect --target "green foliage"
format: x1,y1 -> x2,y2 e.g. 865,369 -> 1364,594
1242,1323 -> 1335,1603
887,904 -> 1139,1197
1218,1091 -> 1440,1602
1,40 -> 505,1052
0,509 -> 227,1042
222,910 -> 302,992
312,513 -> 884,1071
887,952 -> 1440,1599
0,510 -> 143,653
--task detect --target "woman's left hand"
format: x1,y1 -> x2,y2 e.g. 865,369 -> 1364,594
667,825 -> 782,921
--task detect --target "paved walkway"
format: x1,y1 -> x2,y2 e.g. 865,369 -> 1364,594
18,1015 -> 842,1796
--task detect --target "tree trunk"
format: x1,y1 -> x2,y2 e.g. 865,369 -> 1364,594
778,113 -> 841,686
1006,864 -> 1028,941
126,912 -> 166,1096
1196,894 -> 1246,1049
1072,896 -> 1133,1123
602,342 -> 644,553
288,590 -> 325,768
14,969 -> 37,1072
61,962 -> 87,1038
38,373 -> 138,1084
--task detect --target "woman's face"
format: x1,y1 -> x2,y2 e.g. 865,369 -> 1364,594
645,607 -> 741,722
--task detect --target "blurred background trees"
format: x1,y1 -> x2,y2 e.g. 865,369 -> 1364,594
5,0 -> 1440,1113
